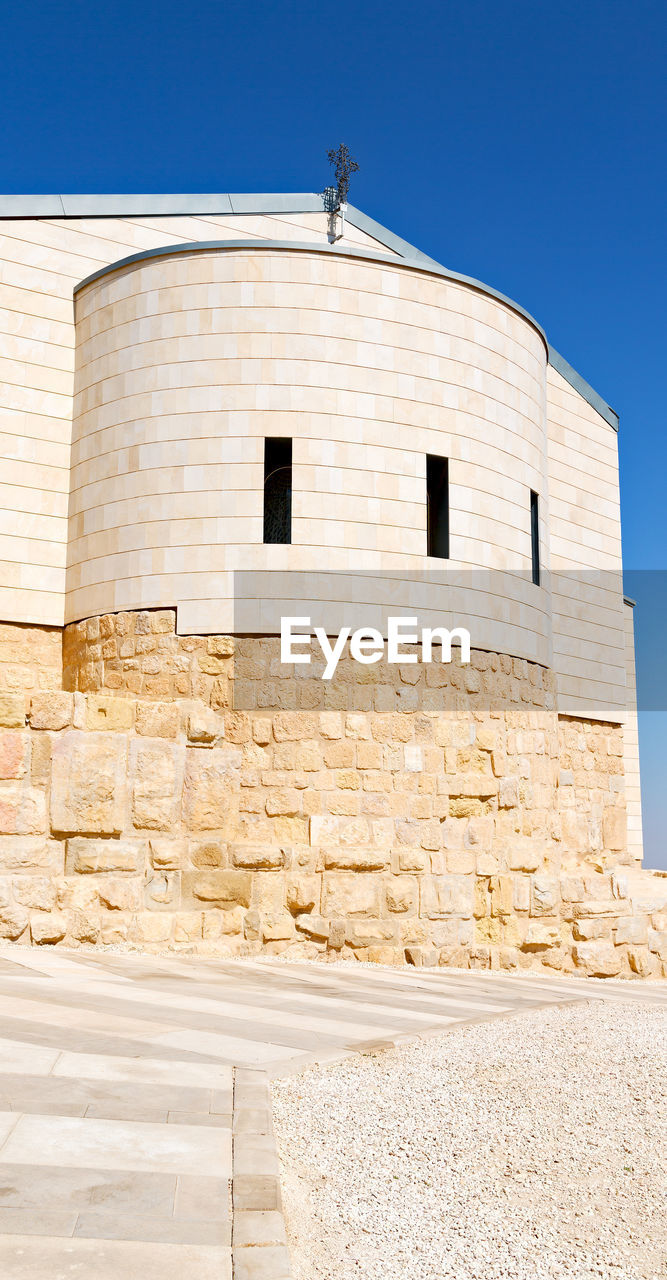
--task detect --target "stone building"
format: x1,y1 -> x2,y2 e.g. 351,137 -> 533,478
0,192 -> 664,975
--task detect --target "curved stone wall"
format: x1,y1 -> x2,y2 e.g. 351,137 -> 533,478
68,244 -> 550,660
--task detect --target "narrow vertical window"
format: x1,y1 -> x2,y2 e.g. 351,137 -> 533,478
263,438 -> 292,544
427,455 -> 449,558
530,489 -> 540,586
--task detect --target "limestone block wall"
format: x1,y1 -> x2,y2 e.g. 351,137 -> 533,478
1,651 -> 663,977
0,622 -> 62,693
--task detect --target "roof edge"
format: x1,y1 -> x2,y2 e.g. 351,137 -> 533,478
0,191 -> 618,429
0,192 -> 325,218
548,346 -> 619,431
73,236 -> 549,353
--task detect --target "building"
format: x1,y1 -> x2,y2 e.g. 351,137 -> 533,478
0,192 -> 663,974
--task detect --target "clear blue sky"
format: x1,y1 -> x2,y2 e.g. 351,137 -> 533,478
2,0 -> 666,865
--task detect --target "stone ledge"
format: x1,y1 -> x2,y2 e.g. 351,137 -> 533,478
231,1067 -> 292,1277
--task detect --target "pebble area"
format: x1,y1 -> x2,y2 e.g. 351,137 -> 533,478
272,1000 -> 667,1280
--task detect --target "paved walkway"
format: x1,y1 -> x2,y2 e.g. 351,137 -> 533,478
0,947 -> 664,1278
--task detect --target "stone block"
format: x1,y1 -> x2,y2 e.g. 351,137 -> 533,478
144,870 -> 180,910
405,946 -> 437,967
135,701 -> 180,738
149,610 -> 176,634
572,899 -> 627,919
0,892 -> 29,939
348,921 -> 397,948
464,816 -> 494,851
100,918 -> 129,945
203,906 -> 244,939
508,844 -> 542,872
449,776 -> 498,800
285,877 -> 319,914
261,914 -> 294,942
131,741 -> 184,830
475,916 -> 502,944
530,876 -> 559,917
322,873 -> 381,918
85,696 -> 134,732
328,920 -> 346,949
149,837 -> 185,870
572,941 -> 622,976
0,693 -> 26,728
174,912 -> 204,943
439,944 -> 471,968
323,848 -> 388,871
185,869 -> 252,908
0,783 -> 47,836
448,798 -> 486,818
447,850 -> 475,874
12,876 -> 57,910
490,875 -> 514,917
252,718 -> 272,746
133,913 -> 172,944
614,917 -> 648,945
572,918 -> 608,940
98,879 -> 143,912
323,741 -> 355,768
648,928 -> 667,960
295,913 -> 329,940
385,876 -> 417,913
182,746 -> 240,830
243,909 -> 261,941
30,735 -> 51,786
420,875 -> 473,918
231,845 -> 286,869
0,836 -> 62,874
207,635 -> 234,657
0,732 -> 29,779
29,693 -> 73,731
51,733 -> 127,835
523,921 -> 560,949
30,913 -> 67,945
273,712 -> 314,742
188,839 -> 227,868
309,814 -> 369,847
602,806 -> 626,852
187,706 -> 223,744
265,789 -> 301,817
498,777 -> 519,808
628,947 -> 658,977
561,811 -> 590,853
476,850 -> 500,875
319,712 -> 343,739
513,876 -> 531,912
65,838 -> 142,875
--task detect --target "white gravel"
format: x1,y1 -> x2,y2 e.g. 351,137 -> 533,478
272,1001 -> 667,1280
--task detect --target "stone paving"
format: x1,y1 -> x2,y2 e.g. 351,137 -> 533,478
0,947 -> 665,1278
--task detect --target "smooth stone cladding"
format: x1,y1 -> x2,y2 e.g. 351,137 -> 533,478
0,193 -> 653,965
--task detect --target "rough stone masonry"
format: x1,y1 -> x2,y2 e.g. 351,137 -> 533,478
0,608 -> 665,978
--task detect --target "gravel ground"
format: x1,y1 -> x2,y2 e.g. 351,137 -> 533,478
272,1001 -> 667,1280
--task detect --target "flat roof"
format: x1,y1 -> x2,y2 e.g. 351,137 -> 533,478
0,191 -> 618,431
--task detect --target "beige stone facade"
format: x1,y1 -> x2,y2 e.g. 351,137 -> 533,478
0,192 -> 653,971
0,622 -> 62,693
